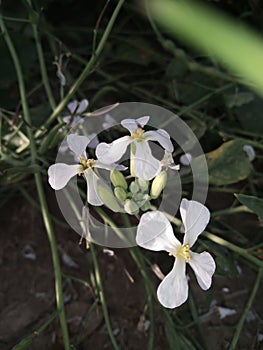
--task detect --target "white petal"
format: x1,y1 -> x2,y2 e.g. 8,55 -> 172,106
243,145 -> 255,161
77,99 -> 89,114
145,129 -> 174,152
121,116 -> 150,133
189,252 -> 216,290
136,211 -> 180,252
67,134 -> 90,158
180,153 -> 192,166
84,168 -> 103,206
180,199 -> 210,247
87,133 -> 99,149
133,141 -> 161,180
67,100 -> 78,114
94,160 -> 127,171
95,136 -> 132,164
48,163 -> 80,190
157,259 -> 188,308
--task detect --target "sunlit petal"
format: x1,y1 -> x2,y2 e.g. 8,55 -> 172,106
67,100 -> 78,114
136,210 -> 181,251
189,252 -> 216,290
67,134 -> 91,158
96,136 -> 132,164
157,259 -> 188,308
77,99 -> 89,114
94,160 -> 127,171
121,116 -> 150,133
48,163 -> 80,190
134,141 -> 161,180
145,129 -> 174,152
180,199 -> 210,247
84,168 -> 104,206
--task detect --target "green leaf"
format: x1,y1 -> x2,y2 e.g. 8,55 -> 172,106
235,194 -> 263,221
206,139 -> 252,185
150,0 -> 263,97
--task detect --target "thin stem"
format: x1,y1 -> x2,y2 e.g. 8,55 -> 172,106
203,231 -> 263,268
90,244 -> 120,350
0,14 -> 70,350
229,268 -> 263,350
28,1 -> 56,110
36,0 -> 125,135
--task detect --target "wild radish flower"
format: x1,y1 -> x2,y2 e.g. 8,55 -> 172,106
136,199 -> 216,308
96,116 -> 174,180
243,144 -> 256,161
48,134 -> 124,206
161,150 -> 180,171
62,99 -> 89,127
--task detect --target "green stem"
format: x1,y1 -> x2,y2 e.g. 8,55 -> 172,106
28,1 -> 56,110
211,205 -> 252,217
36,0 -> 125,136
0,14 -> 70,350
89,244 -> 120,350
203,231 -> 263,268
229,268 -> 263,350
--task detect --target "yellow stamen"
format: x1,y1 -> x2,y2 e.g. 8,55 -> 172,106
130,127 -> 145,141
78,157 -> 95,174
175,244 -> 191,262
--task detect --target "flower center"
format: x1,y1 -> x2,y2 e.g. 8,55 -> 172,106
130,127 -> 146,141
175,244 -> 191,262
79,157 -> 95,171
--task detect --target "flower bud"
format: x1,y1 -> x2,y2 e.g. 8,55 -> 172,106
114,186 -> 127,201
124,199 -> 139,215
150,170 -> 167,199
97,185 -> 121,212
110,169 -> 128,190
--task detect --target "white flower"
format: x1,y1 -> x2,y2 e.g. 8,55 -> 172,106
180,152 -> 192,166
243,144 -> 256,161
62,99 -> 89,127
136,199 -> 216,308
96,116 -> 174,180
48,134 -> 124,206
161,150 -> 180,171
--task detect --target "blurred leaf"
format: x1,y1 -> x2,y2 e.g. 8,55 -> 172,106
215,254 -> 239,277
235,194 -> 263,221
225,91 -> 254,108
206,139 -> 252,185
150,0 -> 263,97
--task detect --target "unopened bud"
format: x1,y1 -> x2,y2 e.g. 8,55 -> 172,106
150,170 -> 167,199
97,185 -> 121,212
110,169 -> 128,189
114,186 -> 127,201
124,199 -> 139,215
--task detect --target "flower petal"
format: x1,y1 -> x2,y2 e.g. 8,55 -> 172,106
145,129 -> 174,152
133,141 -> 161,180
136,211 -> 181,252
48,163 -> 80,190
87,133 -> 99,149
77,99 -> 89,114
67,100 -> 78,114
121,116 -> 150,133
180,199 -> 210,247
95,136 -> 132,164
189,252 -> 216,290
67,134 -> 91,158
94,160 -> 127,171
84,168 -> 104,206
157,259 -> 188,308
